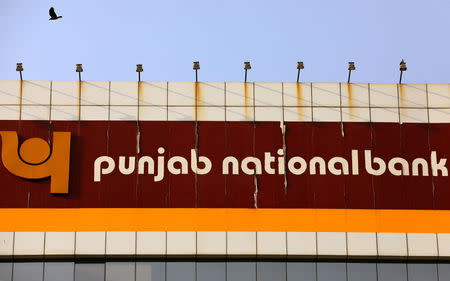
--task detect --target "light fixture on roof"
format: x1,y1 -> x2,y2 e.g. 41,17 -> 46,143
193,61 -> 200,83
347,62 -> 355,83
75,64 -> 83,82
296,61 -> 304,83
136,64 -> 143,82
399,59 -> 407,84
244,61 -> 251,83
16,63 -> 23,81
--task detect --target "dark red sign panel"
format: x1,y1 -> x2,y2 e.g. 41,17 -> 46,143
0,120 -> 448,210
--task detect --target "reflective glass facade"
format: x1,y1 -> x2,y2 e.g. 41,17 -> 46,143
1,261 -> 449,281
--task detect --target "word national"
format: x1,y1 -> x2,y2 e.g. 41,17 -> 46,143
93,148 -> 448,182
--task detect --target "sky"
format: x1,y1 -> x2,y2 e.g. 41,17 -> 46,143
0,0 -> 449,83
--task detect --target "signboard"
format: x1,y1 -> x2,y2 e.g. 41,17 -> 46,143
0,120 -> 448,209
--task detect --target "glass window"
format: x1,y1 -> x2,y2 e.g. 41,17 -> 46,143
13,262 -> 44,281
378,262 -> 407,281
136,261 -> 165,281
75,263 -> 104,281
408,263 -> 438,281
0,262 -> 13,281
44,262 -> 74,281
197,262 -> 225,281
438,263 -> 450,280
166,262 -> 195,281
257,262 -> 286,281
227,261 -> 256,281
347,263 -> 376,281
317,262 -> 346,281
287,262 -> 316,281
106,262 -> 135,281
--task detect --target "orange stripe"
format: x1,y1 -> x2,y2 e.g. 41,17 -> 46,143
1,208 -> 449,233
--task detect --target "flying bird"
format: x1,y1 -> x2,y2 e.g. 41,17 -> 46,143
49,7 -> 62,20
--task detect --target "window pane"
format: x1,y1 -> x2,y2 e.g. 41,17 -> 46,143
438,263 -> 450,280
378,263 -> 407,281
257,262 -> 286,281
287,262 -> 316,281
408,263 -> 438,281
136,262 -> 165,281
0,263 -> 13,281
197,262 -> 225,281
347,263 -> 376,281
317,262 -> 346,281
13,262 -> 44,281
44,262 -> 74,281
106,262 -> 135,281
75,263 -> 105,281
166,262 -> 195,281
227,261 -> 256,281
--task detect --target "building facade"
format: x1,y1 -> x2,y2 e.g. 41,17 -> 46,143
0,81 -> 450,280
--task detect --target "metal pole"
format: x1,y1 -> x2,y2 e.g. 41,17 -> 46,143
78,72 -> 81,82
195,69 -> 198,83
297,69 -> 300,83
245,69 -> 247,83
347,70 -> 351,84
399,71 -> 403,84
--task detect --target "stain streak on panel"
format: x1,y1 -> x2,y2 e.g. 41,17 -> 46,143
296,83 -> 303,120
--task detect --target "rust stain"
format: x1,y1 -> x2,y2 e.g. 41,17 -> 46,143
296,83 -> 303,120
138,81 -> 143,104
77,81 -> 82,121
244,82 -> 249,119
347,83 -> 353,120
399,83 -> 404,106
19,80 -> 23,120
195,82 -> 201,121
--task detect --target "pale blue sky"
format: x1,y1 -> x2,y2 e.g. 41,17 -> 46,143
0,0 -> 449,83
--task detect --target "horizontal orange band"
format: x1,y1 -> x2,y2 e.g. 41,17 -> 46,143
1,208 -> 449,233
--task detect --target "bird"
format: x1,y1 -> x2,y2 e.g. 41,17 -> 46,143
49,7 -> 62,20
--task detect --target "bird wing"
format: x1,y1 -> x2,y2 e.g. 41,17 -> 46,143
49,7 -> 57,18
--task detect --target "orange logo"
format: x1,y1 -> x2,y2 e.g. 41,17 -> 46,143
0,132 -> 71,194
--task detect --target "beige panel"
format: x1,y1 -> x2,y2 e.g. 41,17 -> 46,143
137,231 -> 166,256
283,83 -> 312,107
51,81 -> 79,105
257,232 -> 286,256
76,232 -> 106,255
197,231 -> 226,255
21,105 -> 50,120
167,106 -> 195,121
347,232 -> 377,257
0,105 -> 20,120
286,232 -> 316,256
371,107 -> 399,123
428,84 -> 450,107
109,106 -> 138,120
168,82 -> 195,106
226,82 -> 254,107
196,106 -> 225,121
400,108 -> 428,123
317,232 -> 347,256
429,108 -> 450,123
14,232 -> 45,256
0,232 -> 14,256
139,106 -> 167,121
227,232 -> 256,256
255,107 -> 283,121
110,81 -> 138,106
340,83 -> 369,107
225,106 -> 254,121
51,106 -> 79,120
0,80 -> 20,105
106,231 -> 136,255
139,81 -> 167,106
80,105 -> 109,120
312,107 -> 341,122
399,84 -> 427,108
407,233 -> 438,257
21,81 -> 51,105
45,232 -> 75,255
284,106 -> 312,122
312,83 -> 340,106
167,231 -> 196,255
369,83 -> 398,107
81,81 -> 110,106
198,82 -> 225,106
342,107 -> 370,122
437,233 -> 450,257
377,233 -> 407,257
254,82 -> 282,106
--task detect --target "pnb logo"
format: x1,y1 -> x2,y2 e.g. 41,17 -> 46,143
0,132 -> 71,194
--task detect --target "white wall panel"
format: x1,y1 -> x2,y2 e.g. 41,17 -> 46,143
136,231 -> 166,256
168,82 -> 195,106
399,84 -> 427,108
14,232 -> 45,256
106,231 -> 136,255
317,232 -> 347,256
340,83 -> 369,107
81,81 -> 110,105
45,232 -> 75,255
428,84 -> 450,107
283,83 -> 312,107
377,233 -> 407,257
198,82 -> 225,106
227,232 -> 256,256
225,106 -> 254,121
75,232 -> 106,255
257,232 -> 286,256
21,81 -> 51,105
110,81 -> 138,106
51,81 -> 79,105
286,232 -> 316,256
0,105 -> 20,120
312,83 -> 340,106
226,82 -> 254,107
197,231 -> 226,255
347,232 -> 377,257
167,231 -> 196,256
139,81 -> 167,106
0,80 -> 20,105
254,82 -> 282,106
369,83 -> 398,107
0,232 -> 14,256
284,106 -> 312,122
